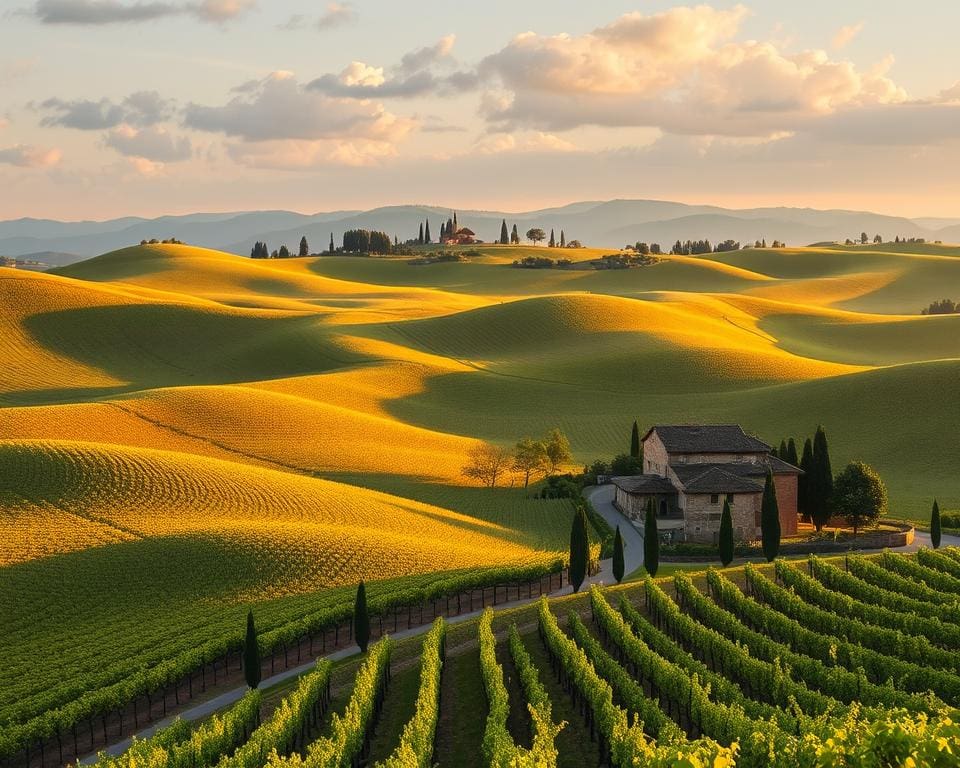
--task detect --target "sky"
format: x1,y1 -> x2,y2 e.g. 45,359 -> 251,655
1,0 -> 960,220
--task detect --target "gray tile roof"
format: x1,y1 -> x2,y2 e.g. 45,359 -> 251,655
611,475 -> 678,494
643,425 -> 771,454
671,458 -> 800,484
680,467 -> 763,494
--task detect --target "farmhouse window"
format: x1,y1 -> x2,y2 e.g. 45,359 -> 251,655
710,494 -> 719,504
726,493 -> 734,504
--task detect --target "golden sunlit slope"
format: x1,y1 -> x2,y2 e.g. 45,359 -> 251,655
54,244 -> 490,319
0,440 -> 553,580
372,293 -> 864,394
0,268 -> 366,405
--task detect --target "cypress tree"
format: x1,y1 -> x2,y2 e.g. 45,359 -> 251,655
511,224 -> 519,244
329,233 -> 334,253
549,229 -> 556,247
418,222 -> 424,244
243,610 -> 261,689
560,230 -> 566,248
719,498 -> 734,567
424,219 -> 431,243
613,525 -> 625,583
644,497 -> 659,577
569,507 -> 589,592
761,469 -> 781,562
785,437 -> 799,467
500,219 -> 509,245
931,499 -> 942,549
810,425 -> 833,531
299,236 -> 309,257
453,211 -> 458,231
798,437 -> 814,520
630,420 -> 641,459
354,581 -> 370,652
779,439 -> 788,458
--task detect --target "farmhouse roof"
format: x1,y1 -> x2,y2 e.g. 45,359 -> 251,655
643,425 -> 771,454
456,227 -> 476,236
671,458 -> 799,486
680,467 -> 763,494
611,475 -> 677,494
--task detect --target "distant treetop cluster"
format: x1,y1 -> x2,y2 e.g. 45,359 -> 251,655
140,238 -> 183,245
921,298 -> 959,315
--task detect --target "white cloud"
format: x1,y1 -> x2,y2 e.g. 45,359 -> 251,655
0,144 -> 62,167
478,5 -> 905,137
185,71 -> 414,143
339,61 -> 385,88
832,22 -> 864,51
105,124 -> 193,161
316,2 -> 354,30
475,131 -> 578,155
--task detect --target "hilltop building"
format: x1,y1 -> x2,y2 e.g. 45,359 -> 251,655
612,425 -> 800,544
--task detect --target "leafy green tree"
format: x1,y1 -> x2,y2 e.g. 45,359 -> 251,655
785,438 -> 798,467
610,453 -> 642,475
511,224 -> 519,244
798,437 -> 814,520
931,499 -> 942,549
613,526 -> 625,583
719,498 -> 734,567
569,507 -> 589,592
810,425 -> 834,531
548,229 -> 556,247
543,428 -> 571,474
299,236 -> 309,257
761,469 -> 781,562
424,219 -> 431,243
513,437 -> 548,488
644,497 -> 659,577
630,420 -> 641,459
461,443 -> 510,488
833,461 -> 887,538
500,219 -> 509,245
560,230 -> 566,248
526,227 -> 546,245
243,611 -> 261,689
354,581 -> 370,652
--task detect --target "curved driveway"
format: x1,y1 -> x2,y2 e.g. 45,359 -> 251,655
584,484 -> 645,581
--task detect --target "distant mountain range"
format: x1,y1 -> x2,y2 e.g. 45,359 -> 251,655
2,200 -> 959,265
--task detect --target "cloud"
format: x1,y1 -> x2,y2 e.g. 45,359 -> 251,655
185,71 -> 414,143
474,131 -> 578,155
226,137 -> 400,169
307,35 -> 477,99
832,22 -> 864,50
105,124 -> 193,161
316,2 -> 354,30
0,144 -> 62,167
30,0 -> 254,25
41,90 -> 174,129
478,5 -> 905,137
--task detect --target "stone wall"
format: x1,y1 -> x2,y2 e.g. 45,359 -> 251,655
773,473 -> 799,536
642,432 -> 669,475
683,491 -> 761,543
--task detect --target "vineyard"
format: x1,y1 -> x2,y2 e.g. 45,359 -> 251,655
58,550 -> 960,768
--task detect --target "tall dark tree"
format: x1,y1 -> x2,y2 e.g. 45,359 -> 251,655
798,437 -> 814,521
511,224 -> 519,245
810,425 -> 834,531
613,525 -> 625,583
243,611 -> 261,689
560,230 -> 566,248
424,219 -> 431,243
446,217 -> 454,237
719,498 -> 734,567
299,236 -> 309,257
931,499 -> 942,549
278,244 -> 290,259
630,421 -> 641,459
785,438 -> 799,467
329,233 -> 334,253
500,219 -> 509,245
644,497 -> 659,577
418,222 -> 424,244
568,507 -> 589,592
548,229 -> 556,247
354,581 -> 370,652
761,469 -> 781,562
779,439 -> 788,459
453,211 -> 458,231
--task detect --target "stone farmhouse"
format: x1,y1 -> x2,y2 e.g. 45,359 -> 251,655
612,425 -> 800,544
